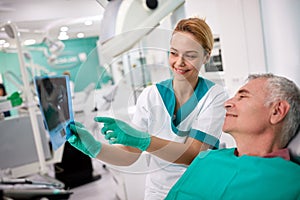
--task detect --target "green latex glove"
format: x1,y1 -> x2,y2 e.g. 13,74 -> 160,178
7,91 -> 23,107
67,121 -> 102,158
94,117 -> 151,151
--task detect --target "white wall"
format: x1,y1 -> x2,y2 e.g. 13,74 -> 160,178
260,0 -> 300,87
184,0 -> 300,93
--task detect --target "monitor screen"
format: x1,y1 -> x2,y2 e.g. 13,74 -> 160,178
34,75 -> 74,150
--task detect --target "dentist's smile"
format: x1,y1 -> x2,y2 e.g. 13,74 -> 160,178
174,67 -> 190,74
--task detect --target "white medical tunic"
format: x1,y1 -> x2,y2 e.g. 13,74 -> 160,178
132,77 -> 228,200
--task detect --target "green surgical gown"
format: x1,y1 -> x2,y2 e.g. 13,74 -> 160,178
165,148 -> 300,200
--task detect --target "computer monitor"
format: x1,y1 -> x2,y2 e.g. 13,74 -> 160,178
0,114 -> 63,178
34,75 -> 74,150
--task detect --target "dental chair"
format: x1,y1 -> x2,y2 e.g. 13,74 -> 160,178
288,128 -> 300,164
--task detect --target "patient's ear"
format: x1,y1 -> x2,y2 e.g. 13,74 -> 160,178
270,100 -> 290,124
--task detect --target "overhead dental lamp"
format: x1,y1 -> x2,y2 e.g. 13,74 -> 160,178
43,37 -> 65,55
41,37 -> 65,64
99,0 -> 185,65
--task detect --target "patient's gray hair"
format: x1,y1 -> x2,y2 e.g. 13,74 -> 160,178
247,73 -> 300,147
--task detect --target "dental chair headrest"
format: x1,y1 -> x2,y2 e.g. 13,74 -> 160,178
288,130 -> 300,164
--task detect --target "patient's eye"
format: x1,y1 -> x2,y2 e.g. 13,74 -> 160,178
238,94 -> 248,100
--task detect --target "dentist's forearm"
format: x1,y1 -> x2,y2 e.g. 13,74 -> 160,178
96,143 -> 141,166
146,136 -> 210,165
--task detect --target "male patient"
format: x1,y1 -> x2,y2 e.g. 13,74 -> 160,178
68,73 -> 300,199
165,73 -> 300,199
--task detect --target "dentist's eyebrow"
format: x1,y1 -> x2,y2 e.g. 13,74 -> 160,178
170,47 -> 199,54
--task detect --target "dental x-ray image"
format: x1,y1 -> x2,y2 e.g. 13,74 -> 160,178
34,75 -> 74,150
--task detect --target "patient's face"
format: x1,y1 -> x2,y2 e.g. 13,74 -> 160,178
222,78 -> 272,137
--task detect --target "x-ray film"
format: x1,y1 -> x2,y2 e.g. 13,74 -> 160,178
34,75 -> 74,150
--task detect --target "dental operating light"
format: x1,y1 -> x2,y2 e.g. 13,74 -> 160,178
99,0 -> 185,65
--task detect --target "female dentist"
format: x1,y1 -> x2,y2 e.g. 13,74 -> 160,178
68,17 -> 228,200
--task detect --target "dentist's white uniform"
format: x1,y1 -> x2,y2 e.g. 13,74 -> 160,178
132,77 -> 228,200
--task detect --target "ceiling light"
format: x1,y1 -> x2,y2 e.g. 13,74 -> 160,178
0,39 -> 6,45
23,39 -> 36,46
84,20 -> 93,26
77,33 -> 85,38
60,26 -> 69,32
